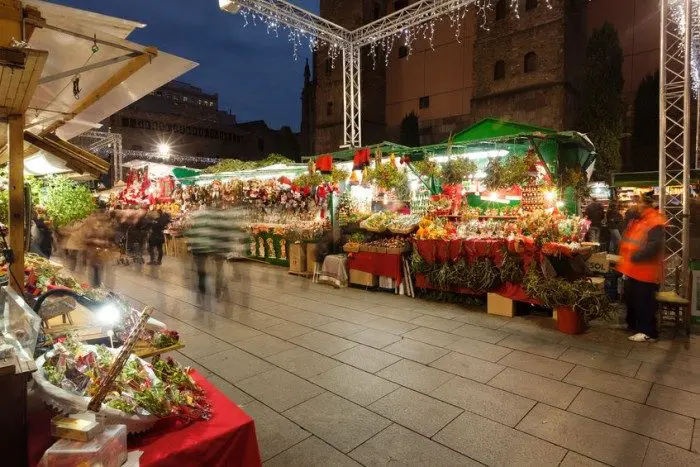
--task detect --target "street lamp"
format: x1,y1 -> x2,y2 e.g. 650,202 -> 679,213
157,143 -> 171,157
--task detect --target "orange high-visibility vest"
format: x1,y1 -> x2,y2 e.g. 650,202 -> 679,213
617,208 -> 666,284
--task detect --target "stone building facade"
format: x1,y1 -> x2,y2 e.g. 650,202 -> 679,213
303,0 -> 660,151
104,80 -> 300,161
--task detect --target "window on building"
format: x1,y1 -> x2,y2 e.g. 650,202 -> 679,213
327,101 -> 334,116
493,60 -> 506,80
394,0 -> 408,11
495,0 -> 507,20
325,59 -> 332,75
525,0 -> 538,11
182,96 -> 189,102
398,46 -> 408,59
524,52 -> 537,73
419,96 -> 430,109
373,2 -> 382,20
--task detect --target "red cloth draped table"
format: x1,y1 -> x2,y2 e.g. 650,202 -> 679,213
29,370 -> 262,467
347,251 -> 403,284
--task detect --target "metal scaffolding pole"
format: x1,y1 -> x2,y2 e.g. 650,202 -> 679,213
659,0 -> 693,291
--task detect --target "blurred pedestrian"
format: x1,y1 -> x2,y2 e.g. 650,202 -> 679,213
584,199 -> 604,243
184,203 -> 238,297
606,201 -> 623,253
148,208 -> 171,265
82,211 -> 117,287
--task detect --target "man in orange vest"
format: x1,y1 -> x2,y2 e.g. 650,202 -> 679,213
617,193 -> 665,342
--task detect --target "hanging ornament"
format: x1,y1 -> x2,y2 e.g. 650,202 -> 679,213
91,34 -> 99,54
72,76 -> 81,100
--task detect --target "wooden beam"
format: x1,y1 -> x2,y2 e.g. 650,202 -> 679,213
8,113 -> 24,293
40,47 -> 157,135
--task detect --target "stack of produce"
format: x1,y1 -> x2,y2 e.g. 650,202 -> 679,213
360,212 -> 397,232
40,337 -> 210,421
388,214 -> 421,234
361,236 -> 411,254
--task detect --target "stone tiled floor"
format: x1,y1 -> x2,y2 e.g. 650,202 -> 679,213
104,258 -> 700,466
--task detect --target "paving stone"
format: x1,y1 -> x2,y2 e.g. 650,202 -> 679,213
489,367 -> 581,409
317,320 -> 367,337
333,345 -> 401,373
290,330 -> 357,356
368,387 -> 462,437
401,326 -> 461,347
559,347 -> 641,377
450,323 -> 510,344
265,436 -> 361,467
642,439 -> 700,466
646,383 -> 700,419
560,452 -> 608,467
240,400 -> 310,461
383,338 -> 448,364
569,388 -> 693,449
500,320 -> 565,343
694,423 -> 700,455
377,359 -> 455,394
346,328 -> 402,349
558,335 -> 633,358
281,308 -> 337,327
367,306 -> 423,322
198,347 -> 274,383
430,351 -> 505,383
284,392 -> 391,453
177,332 -> 234,359
365,317 -> 420,335
236,368 -> 324,412
498,334 -> 568,359
266,346 -> 342,378
311,364 -> 398,406
517,403 -> 650,466
434,411 -> 566,466
349,424 -> 479,466
500,350 -> 574,380
409,314 -> 463,332
563,364 -> 652,403
264,321 -> 313,340
629,347 -> 700,375
172,351 -> 214,377
213,322 -> 263,344
229,310 -> 285,329
234,334 -> 297,358
451,310 -> 510,329
206,374 -> 254,405
446,336 -> 512,362
431,376 -> 535,427
636,362 -> 700,393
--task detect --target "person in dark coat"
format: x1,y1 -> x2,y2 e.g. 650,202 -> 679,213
148,209 -> 171,265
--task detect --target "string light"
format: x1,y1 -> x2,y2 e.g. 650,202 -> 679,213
668,0 -> 700,93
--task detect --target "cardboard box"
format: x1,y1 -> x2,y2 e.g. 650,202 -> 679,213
51,416 -> 103,442
306,243 -> 318,273
586,252 -> 610,274
349,269 -> 377,287
487,293 -> 514,317
288,242 -> 306,274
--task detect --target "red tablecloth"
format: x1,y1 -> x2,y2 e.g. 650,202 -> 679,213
347,251 -> 403,283
29,370 -> 261,467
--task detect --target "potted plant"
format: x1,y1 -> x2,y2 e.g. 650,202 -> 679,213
441,158 -> 476,214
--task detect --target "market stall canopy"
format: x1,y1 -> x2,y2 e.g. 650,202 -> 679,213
0,0 -> 197,176
611,170 -> 700,187
302,142 -> 410,162
23,131 -> 109,177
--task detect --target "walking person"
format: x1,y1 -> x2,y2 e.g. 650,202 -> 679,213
584,199 -> 604,243
148,208 -> 171,265
606,201 -> 623,254
617,193 -> 665,342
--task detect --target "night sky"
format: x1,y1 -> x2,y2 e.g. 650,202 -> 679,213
52,0 -> 319,131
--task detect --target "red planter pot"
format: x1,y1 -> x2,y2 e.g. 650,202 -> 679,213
556,306 -> 584,335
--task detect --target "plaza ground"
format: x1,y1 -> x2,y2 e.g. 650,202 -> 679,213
106,257 -> 699,466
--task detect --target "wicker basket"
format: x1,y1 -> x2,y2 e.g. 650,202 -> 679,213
343,243 -> 360,253
388,225 -> 418,235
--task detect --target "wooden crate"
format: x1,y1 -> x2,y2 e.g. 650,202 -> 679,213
349,269 -> 377,287
289,242 -> 307,274
306,242 -> 317,273
487,293 -> 514,317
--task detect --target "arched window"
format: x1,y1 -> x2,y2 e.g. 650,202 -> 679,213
525,0 -> 538,11
493,60 -> 506,81
495,0 -> 507,20
524,52 -> 537,73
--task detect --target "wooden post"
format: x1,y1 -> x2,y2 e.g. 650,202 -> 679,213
8,114 -> 24,293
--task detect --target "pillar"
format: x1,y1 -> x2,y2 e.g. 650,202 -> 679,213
8,114 -> 24,293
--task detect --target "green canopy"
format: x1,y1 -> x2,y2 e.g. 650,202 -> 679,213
172,167 -> 201,185
611,170 -> 700,187
450,118 -> 555,143
302,141 -> 411,162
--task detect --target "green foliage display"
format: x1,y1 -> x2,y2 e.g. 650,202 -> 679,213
202,153 -> 295,174
293,172 -> 325,188
399,112 -> 420,147
631,72 -> 660,172
365,162 -> 410,199
579,22 -> 625,181
483,154 -> 531,189
0,175 -> 95,228
441,158 -> 477,185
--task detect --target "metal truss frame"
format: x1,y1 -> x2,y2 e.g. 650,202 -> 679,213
75,130 -> 123,181
220,0 -> 478,148
659,0 -> 693,291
